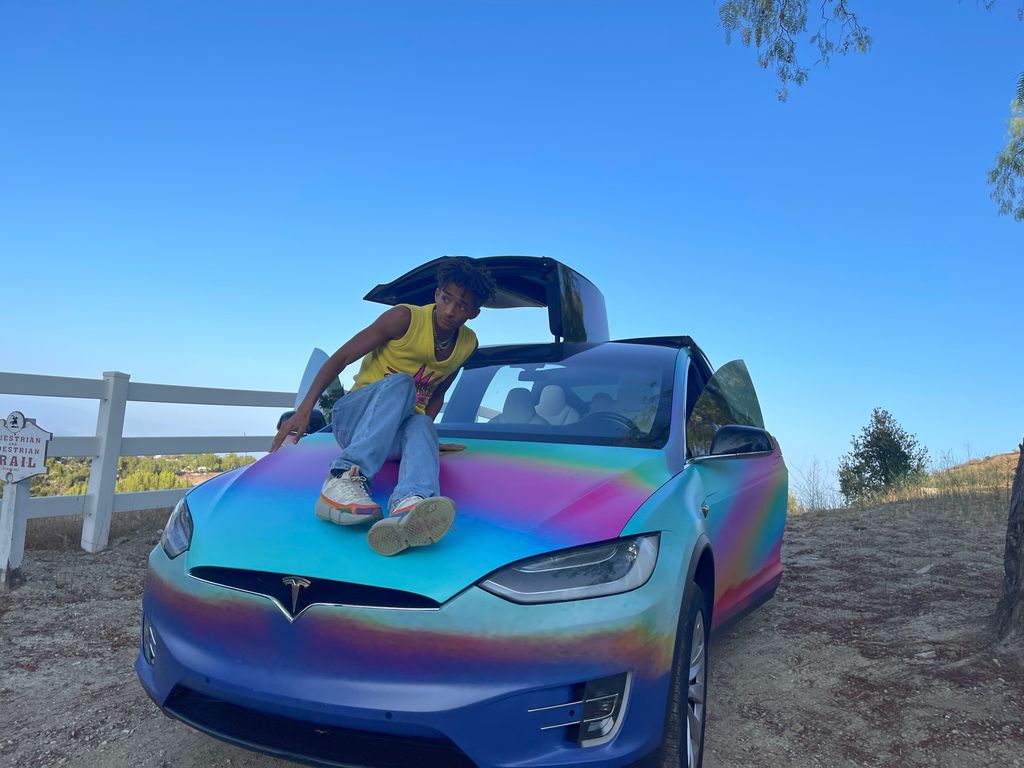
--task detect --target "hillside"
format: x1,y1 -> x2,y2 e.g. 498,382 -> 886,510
932,451 -> 1018,481
917,450 -> 1018,507
28,454 -> 256,497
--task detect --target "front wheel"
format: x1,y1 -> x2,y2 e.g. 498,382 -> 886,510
653,584 -> 710,768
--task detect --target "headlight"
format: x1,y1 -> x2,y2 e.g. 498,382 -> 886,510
479,534 -> 659,604
160,497 -> 193,559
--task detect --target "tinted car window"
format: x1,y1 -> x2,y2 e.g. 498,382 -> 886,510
439,343 -> 677,448
686,360 -> 765,458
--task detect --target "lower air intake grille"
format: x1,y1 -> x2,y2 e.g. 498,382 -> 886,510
164,686 -> 477,768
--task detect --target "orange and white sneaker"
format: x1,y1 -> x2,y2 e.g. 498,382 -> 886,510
367,496 -> 456,556
391,495 -> 426,516
315,466 -> 382,525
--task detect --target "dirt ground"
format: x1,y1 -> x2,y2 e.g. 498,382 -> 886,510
1,499 -> 1022,768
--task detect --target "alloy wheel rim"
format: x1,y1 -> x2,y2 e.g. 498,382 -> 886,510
685,612 -> 706,767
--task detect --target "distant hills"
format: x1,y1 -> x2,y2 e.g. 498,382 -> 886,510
29,454 -> 256,497
927,451 -> 1018,490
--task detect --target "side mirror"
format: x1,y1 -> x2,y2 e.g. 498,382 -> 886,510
709,425 -> 774,457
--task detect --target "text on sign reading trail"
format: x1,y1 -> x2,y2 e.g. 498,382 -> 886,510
0,412 -> 52,483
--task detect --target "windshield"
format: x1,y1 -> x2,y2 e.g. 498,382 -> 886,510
438,343 -> 677,448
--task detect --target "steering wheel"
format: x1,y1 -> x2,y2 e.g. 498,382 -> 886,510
580,411 -> 642,435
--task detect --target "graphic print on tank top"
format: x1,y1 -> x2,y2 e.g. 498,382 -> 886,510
387,364 -> 439,408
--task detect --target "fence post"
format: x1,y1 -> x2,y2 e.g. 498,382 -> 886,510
81,371 -> 130,553
0,478 -> 29,588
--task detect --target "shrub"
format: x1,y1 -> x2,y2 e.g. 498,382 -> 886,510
838,408 -> 928,504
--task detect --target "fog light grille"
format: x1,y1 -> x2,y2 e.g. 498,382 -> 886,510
526,672 -> 631,748
578,672 -> 630,747
142,614 -> 158,665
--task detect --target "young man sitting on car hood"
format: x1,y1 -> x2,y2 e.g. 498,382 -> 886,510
270,257 -> 495,556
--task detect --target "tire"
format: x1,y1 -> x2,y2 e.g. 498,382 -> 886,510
651,584 -> 710,768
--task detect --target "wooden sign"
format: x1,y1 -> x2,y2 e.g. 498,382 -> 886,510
0,411 -> 52,484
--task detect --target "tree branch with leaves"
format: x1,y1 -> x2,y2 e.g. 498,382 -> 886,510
717,1 -> 1023,219
718,0 -> 871,101
988,79 -> 1024,221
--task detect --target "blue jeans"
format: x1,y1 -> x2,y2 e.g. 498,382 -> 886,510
329,374 -> 440,513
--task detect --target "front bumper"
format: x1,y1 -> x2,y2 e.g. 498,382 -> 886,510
135,536 -> 688,768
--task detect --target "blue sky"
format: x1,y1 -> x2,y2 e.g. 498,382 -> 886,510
2,0 -> 1022,488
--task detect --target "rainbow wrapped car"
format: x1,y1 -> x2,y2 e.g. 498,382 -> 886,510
136,257 -> 788,768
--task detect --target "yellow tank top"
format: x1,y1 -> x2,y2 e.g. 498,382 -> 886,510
352,303 -> 477,415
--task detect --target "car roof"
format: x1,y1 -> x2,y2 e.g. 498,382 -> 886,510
612,335 -> 713,372
470,336 -> 711,371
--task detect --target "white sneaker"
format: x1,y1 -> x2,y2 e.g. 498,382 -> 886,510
367,496 -> 456,556
315,466 -> 382,525
391,495 -> 425,515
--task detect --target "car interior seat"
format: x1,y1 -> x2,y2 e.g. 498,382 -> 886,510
534,385 -> 581,426
491,387 -> 546,424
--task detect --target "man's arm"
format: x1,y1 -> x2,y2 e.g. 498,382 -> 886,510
424,369 -> 465,453
424,374 -> 455,421
270,306 -> 411,452
424,342 -> 478,421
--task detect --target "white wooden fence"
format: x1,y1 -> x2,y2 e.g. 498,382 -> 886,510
0,370 -> 295,585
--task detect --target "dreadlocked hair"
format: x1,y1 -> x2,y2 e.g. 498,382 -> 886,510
436,257 -> 497,308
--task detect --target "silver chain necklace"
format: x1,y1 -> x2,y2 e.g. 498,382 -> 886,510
435,334 -> 454,351
433,316 -> 456,352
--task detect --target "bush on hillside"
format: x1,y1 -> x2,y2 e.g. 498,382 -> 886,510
838,408 -> 928,504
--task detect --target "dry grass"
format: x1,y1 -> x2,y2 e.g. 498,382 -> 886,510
882,451 -> 1018,519
18,468 -> 220,551
24,508 -> 173,551
793,450 -> 1020,520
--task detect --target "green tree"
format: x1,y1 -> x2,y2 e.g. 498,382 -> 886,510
838,408 -> 928,503
30,454 -> 255,497
30,456 -> 90,496
717,1 -> 1023,218
718,0 -> 871,101
989,88 -> 1024,220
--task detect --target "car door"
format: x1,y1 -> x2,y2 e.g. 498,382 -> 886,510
685,360 -> 788,628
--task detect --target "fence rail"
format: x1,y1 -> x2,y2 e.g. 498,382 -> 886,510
0,370 -> 296,585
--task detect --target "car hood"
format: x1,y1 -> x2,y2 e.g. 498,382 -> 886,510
184,434 -> 671,604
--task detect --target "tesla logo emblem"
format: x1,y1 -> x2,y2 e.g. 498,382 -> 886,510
282,576 -> 311,614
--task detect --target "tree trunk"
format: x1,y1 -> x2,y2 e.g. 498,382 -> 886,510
995,439 -> 1024,640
